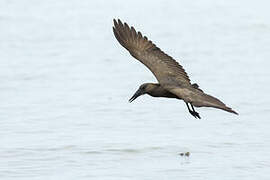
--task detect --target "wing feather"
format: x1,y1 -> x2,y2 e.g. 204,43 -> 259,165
113,19 -> 191,86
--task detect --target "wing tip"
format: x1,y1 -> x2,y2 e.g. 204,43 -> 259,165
113,18 -> 123,28
112,18 -> 157,53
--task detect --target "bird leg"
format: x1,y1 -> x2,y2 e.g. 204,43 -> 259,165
191,104 -> 201,119
186,103 -> 201,119
186,103 -> 197,119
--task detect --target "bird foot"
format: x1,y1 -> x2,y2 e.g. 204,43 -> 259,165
189,110 -> 201,119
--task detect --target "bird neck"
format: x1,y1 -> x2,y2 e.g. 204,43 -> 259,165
146,84 -> 178,99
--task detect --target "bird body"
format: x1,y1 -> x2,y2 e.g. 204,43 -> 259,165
113,19 -> 238,118
138,83 -> 178,98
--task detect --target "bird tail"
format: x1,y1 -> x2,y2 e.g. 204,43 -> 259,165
193,93 -> 238,115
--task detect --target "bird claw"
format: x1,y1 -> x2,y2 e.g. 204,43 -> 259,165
190,111 -> 201,119
186,103 -> 201,119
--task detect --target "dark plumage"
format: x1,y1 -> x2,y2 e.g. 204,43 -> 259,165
113,19 -> 238,118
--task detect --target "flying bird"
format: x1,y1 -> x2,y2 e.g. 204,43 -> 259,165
113,19 -> 238,119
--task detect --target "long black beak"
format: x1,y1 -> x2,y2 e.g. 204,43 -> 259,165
129,89 -> 143,103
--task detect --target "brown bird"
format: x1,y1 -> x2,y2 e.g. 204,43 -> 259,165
113,19 -> 238,119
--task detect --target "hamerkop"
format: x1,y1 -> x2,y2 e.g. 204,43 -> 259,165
113,19 -> 238,119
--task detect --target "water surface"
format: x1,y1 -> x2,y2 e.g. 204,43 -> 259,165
1,0 -> 270,179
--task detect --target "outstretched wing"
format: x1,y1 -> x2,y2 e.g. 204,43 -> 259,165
113,19 -> 191,86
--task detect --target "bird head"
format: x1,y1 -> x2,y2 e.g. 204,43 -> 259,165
129,83 -> 151,103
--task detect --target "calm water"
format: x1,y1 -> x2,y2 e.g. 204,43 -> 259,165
1,0 -> 270,179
